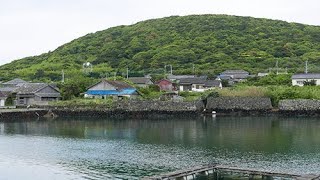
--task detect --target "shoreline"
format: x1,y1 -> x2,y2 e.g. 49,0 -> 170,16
2,107 -> 320,121
2,98 -> 320,120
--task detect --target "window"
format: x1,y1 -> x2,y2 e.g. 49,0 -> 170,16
296,81 -> 304,85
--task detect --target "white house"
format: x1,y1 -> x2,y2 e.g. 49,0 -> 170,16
291,73 -> 320,86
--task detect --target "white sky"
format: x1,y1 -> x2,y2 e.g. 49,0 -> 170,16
0,0 -> 319,65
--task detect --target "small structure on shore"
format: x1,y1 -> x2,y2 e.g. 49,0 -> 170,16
84,79 -> 139,99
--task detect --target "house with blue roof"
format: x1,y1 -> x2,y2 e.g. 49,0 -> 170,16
84,79 -> 139,99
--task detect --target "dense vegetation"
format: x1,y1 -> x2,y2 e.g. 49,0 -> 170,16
2,14 -> 320,82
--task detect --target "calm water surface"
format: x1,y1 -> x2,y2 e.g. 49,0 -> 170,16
0,116 -> 320,179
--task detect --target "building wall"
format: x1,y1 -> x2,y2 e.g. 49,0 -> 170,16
0,99 -> 5,107
157,80 -> 173,91
179,85 -> 191,91
292,78 -> 320,86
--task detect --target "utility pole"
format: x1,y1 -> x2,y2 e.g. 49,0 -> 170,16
126,67 -> 129,79
114,72 -> 116,81
305,60 -> 308,74
61,70 -> 65,83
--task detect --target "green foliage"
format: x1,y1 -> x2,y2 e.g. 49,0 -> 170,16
136,86 -> 162,100
303,80 -> 316,86
58,76 -> 98,100
5,94 -> 14,106
2,15 -> 320,80
201,90 -> 219,100
244,74 -> 292,86
266,86 -> 320,106
179,91 -> 202,101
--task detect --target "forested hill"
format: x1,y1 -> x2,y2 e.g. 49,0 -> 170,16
2,14 -> 320,81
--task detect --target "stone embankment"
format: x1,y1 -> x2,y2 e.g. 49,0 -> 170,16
204,97 -> 273,115
0,101 -> 199,120
4,98 -> 320,120
0,109 -> 48,120
279,99 -> 320,116
49,101 -> 199,118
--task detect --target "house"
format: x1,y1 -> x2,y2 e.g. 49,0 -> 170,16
219,70 -> 250,85
13,83 -> 61,106
85,80 -> 138,99
179,78 -> 205,92
156,79 -> 176,92
291,73 -> 320,86
128,77 -> 153,88
179,78 -> 222,92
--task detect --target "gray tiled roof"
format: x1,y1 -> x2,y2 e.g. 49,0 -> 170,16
128,77 -> 153,84
104,80 -> 133,89
3,78 -> 27,85
167,75 -> 196,80
0,86 -> 19,92
88,80 -> 134,90
14,83 -> 48,94
221,70 -> 249,75
179,78 -> 206,85
204,80 -> 221,87
292,73 -> 320,79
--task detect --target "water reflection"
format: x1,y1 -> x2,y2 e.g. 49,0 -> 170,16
0,116 -> 320,179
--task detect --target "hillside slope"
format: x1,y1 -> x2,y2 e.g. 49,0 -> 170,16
2,14 -> 320,81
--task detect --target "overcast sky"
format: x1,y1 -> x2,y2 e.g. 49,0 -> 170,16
1,0 -> 319,65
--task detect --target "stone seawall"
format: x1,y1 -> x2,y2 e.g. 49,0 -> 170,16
5,98 -> 320,120
49,100 -> 199,118
0,101 -> 199,120
205,97 -> 273,115
279,99 -> 320,116
0,109 -> 48,120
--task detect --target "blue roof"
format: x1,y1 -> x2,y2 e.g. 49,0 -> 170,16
86,88 -> 137,96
